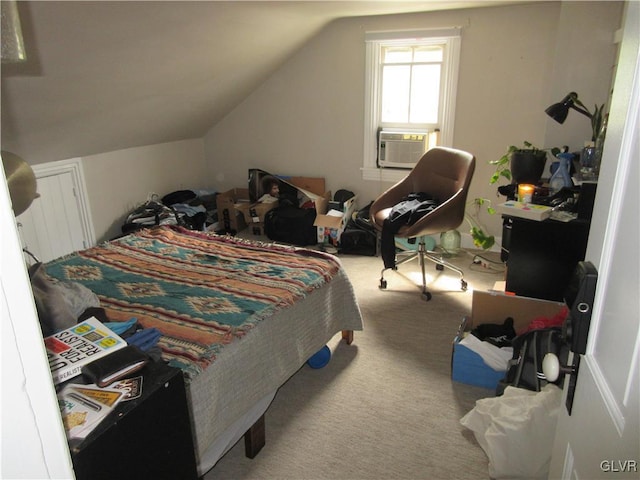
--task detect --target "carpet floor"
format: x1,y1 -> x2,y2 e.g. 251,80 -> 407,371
203,247 -> 506,480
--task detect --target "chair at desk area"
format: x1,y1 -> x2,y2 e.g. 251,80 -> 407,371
369,146 -> 476,301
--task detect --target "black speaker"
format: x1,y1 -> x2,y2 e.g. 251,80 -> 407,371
563,261 -> 598,354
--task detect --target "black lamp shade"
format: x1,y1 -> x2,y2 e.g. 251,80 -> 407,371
545,102 -> 570,123
545,92 -> 577,124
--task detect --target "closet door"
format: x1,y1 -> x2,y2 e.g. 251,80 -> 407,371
17,159 -> 94,263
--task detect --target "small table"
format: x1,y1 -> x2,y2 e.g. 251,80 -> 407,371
68,361 -> 198,480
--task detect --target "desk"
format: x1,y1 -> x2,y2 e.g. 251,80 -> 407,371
69,361 -> 198,480
502,216 -> 591,301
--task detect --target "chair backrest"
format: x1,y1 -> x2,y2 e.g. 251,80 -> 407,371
405,147 -> 475,203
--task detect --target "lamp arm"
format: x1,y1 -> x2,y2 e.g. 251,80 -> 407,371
569,103 -> 593,119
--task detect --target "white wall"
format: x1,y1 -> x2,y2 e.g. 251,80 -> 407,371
81,138 -> 208,242
204,1 -> 623,242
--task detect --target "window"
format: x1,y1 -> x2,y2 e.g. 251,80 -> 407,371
363,28 -> 461,181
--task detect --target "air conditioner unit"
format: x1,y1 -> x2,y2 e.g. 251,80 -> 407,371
377,130 -> 438,169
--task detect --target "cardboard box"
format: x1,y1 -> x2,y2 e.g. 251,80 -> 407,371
287,177 -> 325,196
314,195 -> 357,246
451,290 -> 565,390
236,201 -> 278,226
216,188 -> 250,232
247,222 -> 266,236
284,176 -> 331,215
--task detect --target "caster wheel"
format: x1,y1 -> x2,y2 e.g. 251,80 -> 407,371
379,279 -> 387,289
461,280 -> 468,291
421,291 -> 432,301
436,264 -> 444,271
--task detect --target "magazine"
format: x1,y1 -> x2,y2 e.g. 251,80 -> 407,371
57,384 -> 124,439
44,317 -> 127,385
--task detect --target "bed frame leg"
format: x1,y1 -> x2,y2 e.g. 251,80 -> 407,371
341,330 -> 354,345
244,414 -> 266,459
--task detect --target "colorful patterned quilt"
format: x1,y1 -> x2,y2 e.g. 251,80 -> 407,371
44,226 -> 341,380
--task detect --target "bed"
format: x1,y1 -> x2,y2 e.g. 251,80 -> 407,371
43,225 -> 364,475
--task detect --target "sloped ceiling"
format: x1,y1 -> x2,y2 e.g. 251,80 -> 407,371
1,1 -> 513,164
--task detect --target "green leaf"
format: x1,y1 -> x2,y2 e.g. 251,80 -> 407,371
470,226 -> 496,250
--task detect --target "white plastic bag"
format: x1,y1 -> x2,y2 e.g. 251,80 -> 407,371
460,384 -> 562,479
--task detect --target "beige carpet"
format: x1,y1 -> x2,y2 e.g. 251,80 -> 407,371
204,247 -> 506,480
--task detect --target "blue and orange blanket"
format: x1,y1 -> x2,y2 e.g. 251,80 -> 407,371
44,226 -> 340,380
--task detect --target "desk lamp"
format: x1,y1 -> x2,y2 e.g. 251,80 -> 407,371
545,92 -> 603,142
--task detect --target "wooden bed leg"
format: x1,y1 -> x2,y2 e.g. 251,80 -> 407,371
341,330 -> 354,345
244,414 -> 266,459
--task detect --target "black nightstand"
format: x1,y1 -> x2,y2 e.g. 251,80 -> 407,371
68,361 -> 198,480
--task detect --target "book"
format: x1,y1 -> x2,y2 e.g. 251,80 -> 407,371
57,383 -> 124,440
496,201 -> 553,221
45,317 -> 127,385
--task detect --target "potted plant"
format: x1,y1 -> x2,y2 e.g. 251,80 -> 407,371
467,141 -> 559,250
490,141 -> 551,186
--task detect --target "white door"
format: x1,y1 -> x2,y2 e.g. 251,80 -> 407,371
17,158 -> 95,263
548,3 -> 639,478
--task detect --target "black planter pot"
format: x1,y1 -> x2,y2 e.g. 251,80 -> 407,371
509,150 -> 547,184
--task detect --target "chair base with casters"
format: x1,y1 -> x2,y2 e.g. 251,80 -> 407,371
378,236 -> 468,301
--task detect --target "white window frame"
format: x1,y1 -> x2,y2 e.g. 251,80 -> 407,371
362,28 -> 462,183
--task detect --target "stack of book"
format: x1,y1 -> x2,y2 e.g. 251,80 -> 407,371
46,317 -> 150,439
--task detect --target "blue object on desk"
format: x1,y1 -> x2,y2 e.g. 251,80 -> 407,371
307,345 -> 331,369
549,152 -> 573,195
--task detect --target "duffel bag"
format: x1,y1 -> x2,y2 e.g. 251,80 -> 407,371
264,206 -> 317,246
339,228 -> 376,256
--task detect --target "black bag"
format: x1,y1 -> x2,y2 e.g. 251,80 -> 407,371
339,228 -> 376,256
496,327 -> 569,395
264,206 -> 317,246
352,201 -> 376,234
339,201 -> 377,256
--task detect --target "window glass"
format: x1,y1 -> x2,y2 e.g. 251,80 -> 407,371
381,65 -> 410,123
383,46 -> 413,63
410,64 -> 440,124
380,44 -> 445,128
414,45 -> 443,62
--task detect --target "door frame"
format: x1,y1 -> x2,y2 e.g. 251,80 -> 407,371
31,157 -> 96,248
